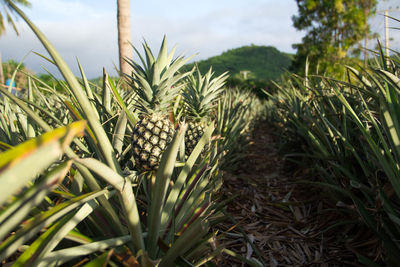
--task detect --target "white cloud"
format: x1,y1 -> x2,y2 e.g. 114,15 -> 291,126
20,1 -> 400,80
130,1 -> 302,62
1,1 -> 148,78
3,0 -> 397,80
0,0 -> 397,82
1,7 -> 119,78
2,1 -> 302,78
26,0 -> 109,21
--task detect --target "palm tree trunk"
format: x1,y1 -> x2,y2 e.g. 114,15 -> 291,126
117,0 -> 133,76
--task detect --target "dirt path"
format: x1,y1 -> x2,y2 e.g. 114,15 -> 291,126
217,121 -> 373,266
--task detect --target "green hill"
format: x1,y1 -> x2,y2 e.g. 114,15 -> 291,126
184,45 -> 293,81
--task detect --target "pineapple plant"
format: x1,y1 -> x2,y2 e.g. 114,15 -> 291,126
182,65 -> 228,155
1,2 -> 263,265
126,37 -> 192,171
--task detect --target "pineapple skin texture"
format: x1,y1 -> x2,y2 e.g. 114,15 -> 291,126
185,121 -> 206,155
131,115 -> 174,171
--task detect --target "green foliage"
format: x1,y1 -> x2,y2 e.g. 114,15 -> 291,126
2,59 -> 33,89
0,2 -> 267,266
184,45 -> 293,82
125,36 -> 193,114
269,41 -> 400,264
35,73 -> 64,91
226,76 -> 274,99
292,0 -> 378,76
182,65 -> 228,121
216,88 -> 266,170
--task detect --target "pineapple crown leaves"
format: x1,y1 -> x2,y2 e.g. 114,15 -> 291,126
183,65 -> 229,120
125,36 -> 195,114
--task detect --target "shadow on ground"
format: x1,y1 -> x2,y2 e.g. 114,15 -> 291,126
216,120 -> 380,266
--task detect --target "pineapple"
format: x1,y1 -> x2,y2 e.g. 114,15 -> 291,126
182,66 -> 228,155
126,36 -> 192,171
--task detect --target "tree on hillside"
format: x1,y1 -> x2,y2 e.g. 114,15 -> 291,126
0,0 -> 31,84
291,0 -> 378,75
117,0 -> 133,77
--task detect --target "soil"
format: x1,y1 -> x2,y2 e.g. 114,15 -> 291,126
216,120 -> 382,266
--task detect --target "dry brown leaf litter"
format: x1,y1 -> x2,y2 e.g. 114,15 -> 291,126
215,121 -> 383,266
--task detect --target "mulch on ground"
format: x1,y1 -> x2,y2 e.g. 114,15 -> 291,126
216,120 -> 381,266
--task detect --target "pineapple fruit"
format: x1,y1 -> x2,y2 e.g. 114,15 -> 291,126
126,37 -> 192,171
131,114 -> 174,171
183,66 -> 228,155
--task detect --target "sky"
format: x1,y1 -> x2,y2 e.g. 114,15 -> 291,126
0,0 -> 399,79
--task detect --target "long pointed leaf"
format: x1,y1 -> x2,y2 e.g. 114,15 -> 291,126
37,235 -> 131,267
7,1 -> 120,173
0,161 -> 72,241
147,123 -> 187,258
0,121 -> 86,206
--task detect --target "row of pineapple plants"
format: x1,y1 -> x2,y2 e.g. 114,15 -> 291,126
0,2 -> 265,266
267,39 -> 400,265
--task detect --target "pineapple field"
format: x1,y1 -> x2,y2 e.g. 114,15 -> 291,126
0,3 -> 266,266
1,1 -> 400,266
